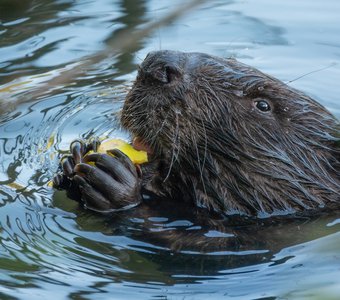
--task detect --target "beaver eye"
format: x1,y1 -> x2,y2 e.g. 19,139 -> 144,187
255,100 -> 271,112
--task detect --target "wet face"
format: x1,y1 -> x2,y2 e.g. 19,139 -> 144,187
122,50 -> 336,164
121,50 -> 339,215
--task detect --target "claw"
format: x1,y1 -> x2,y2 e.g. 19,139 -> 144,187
86,138 -> 101,153
53,173 -> 72,190
61,155 -> 75,177
70,140 -> 86,164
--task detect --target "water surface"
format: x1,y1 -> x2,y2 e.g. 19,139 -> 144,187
0,0 -> 340,299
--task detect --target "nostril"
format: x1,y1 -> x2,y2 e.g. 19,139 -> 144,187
165,65 -> 181,83
147,65 -> 181,84
151,66 -> 169,84
140,50 -> 184,84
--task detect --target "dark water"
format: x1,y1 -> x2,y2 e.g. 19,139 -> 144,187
0,0 -> 340,299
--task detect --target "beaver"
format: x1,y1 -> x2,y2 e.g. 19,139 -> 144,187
54,50 -> 340,218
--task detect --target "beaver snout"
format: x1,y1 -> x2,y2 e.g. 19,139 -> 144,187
139,50 -> 184,84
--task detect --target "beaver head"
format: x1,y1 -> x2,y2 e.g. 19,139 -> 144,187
122,50 -> 340,217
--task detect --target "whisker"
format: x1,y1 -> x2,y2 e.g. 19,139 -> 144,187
201,118 -> 208,194
163,110 -> 180,182
285,62 -> 336,84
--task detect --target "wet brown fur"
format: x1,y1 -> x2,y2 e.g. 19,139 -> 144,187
122,50 -> 340,217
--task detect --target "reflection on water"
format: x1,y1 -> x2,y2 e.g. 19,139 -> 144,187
0,0 -> 340,299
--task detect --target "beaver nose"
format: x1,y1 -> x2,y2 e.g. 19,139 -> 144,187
141,50 -> 183,84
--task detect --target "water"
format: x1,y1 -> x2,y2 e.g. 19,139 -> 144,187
0,0 -> 340,299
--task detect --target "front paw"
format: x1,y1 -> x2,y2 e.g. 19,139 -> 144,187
73,150 -> 142,213
53,139 -> 100,201
53,139 -> 98,187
